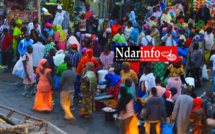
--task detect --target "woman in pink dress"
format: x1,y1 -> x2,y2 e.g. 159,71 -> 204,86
99,45 -> 114,70
54,25 -> 67,50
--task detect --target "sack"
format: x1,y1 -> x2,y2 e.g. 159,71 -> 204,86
145,37 -> 153,46
55,76 -> 60,90
12,57 -> 25,79
202,64 -> 209,80
163,123 -> 175,134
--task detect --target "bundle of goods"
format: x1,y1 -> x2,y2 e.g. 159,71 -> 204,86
193,0 -> 205,12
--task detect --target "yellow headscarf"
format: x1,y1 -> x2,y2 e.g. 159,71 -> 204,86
16,19 -> 22,25
56,24 -> 67,41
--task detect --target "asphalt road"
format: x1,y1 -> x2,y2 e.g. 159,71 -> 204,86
0,72 -> 212,134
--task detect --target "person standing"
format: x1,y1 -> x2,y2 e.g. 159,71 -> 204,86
22,46 -> 36,97
27,18 -> 41,36
196,3 -> 210,25
85,3 -> 94,21
111,19 -> 123,39
75,11 -> 87,33
139,66 -> 156,97
54,25 -> 67,51
129,4 -> 136,26
80,62 -> 97,118
161,25 -> 177,46
172,87 -> 193,134
190,98 -> 208,134
30,20 -> 40,43
124,21 -> 134,42
92,39 -> 101,60
66,44 -> 81,68
56,56 -> 69,79
33,59 -> 54,112
41,23 -> 53,40
163,57 -> 188,99
116,87 -> 137,134
32,37 -> 45,69
13,19 -> 22,57
60,62 -> 76,121
46,48 -> 56,80
18,34 -> 34,57
145,87 -> 166,134
141,29 -> 155,46
190,43 -> 204,88
99,45 -> 114,70
1,28 -> 13,70
53,5 -> 66,26
137,26 -> 145,45
112,28 -> 127,51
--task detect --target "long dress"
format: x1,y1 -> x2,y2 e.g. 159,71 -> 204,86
33,68 -> 53,111
54,31 -> 67,50
80,71 -> 97,115
172,95 -> 193,134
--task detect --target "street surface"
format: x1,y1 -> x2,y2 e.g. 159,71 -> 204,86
0,72 -> 212,134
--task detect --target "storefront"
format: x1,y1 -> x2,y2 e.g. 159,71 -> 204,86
5,0 -> 41,24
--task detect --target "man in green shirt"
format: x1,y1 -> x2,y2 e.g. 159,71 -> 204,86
56,56 -> 70,80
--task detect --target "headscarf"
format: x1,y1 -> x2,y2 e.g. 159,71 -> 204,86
82,47 -> 87,53
56,24 -> 66,41
192,98 -> 203,114
105,73 -> 121,86
44,22 -> 52,28
150,22 -> 156,28
77,49 -> 93,75
173,57 -> 182,67
85,49 -> 93,59
16,19 -> 22,25
91,59 -> 101,73
36,59 -> 47,74
143,24 -> 150,30
82,62 -> 95,75
122,62 -> 131,69
193,35 -> 200,43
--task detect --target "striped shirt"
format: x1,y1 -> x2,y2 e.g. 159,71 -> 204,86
66,52 -> 81,67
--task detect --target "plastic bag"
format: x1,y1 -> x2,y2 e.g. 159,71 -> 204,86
202,64 -> 209,80
55,76 -> 60,90
12,57 -> 25,79
163,123 -> 175,134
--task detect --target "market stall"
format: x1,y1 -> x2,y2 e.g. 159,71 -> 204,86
5,0 -> 41,24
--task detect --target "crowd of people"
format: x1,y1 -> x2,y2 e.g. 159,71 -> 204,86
1,0 -> 215,134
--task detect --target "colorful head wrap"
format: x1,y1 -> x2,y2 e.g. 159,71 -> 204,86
56,24 -> 67,41
44,22 -> 52,28
193,98 -> 203,106
122,62 -> 131,69
86,49 -> 93,59
193,35 -> 200,43
150,22 -> 156,28
143,24 -> 150,30
36,59 -> 47,73
105,73 -> 121,86
82,47 -> 87,53
72,44 -> 78,48
16,19 -> 22,25
173,57 -> 182,67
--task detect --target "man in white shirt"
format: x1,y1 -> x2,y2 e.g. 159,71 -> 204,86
27,18 -> 41,36
161,25 -> 177,46
137,26 -> 145,45
32,37 -> 45,69
53,5 -> 66,26
141,29 -> 155,46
